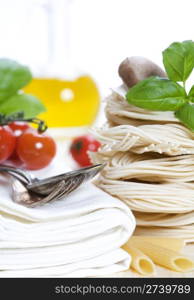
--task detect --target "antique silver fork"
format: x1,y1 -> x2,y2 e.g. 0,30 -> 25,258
11,177 -> 87,207
0,164 -> 105,207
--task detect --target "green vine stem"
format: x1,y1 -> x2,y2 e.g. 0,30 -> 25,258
0,112 -> 48,133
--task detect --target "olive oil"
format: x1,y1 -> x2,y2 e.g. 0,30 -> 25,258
24,75 -> 100,127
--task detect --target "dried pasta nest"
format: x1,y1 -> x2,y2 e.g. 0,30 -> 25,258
96,152 -> 194,183
135,225 -> 194,242
96,175 -> 194,213
91,87 -> 194,241
134,211 -> 194,227
134,211 -> 194,242
93,123 -> 194,156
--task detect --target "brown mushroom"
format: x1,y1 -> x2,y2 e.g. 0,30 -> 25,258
118,56 -> 167,88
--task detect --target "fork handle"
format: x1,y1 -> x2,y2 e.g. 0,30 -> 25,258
0,164 -> 33,184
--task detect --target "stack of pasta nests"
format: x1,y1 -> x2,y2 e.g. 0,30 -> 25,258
90,58 -> 194,243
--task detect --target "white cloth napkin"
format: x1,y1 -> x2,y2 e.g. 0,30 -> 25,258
0,178 -> 135,277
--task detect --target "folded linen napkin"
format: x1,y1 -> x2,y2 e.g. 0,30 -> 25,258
0,178 -> 135,277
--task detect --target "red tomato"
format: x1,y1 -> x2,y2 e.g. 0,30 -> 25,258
8,121 -> 31,161
8,121 -> 30,137
0,126 -> 16,163
16,129 -> 56,170
70,135 -> 101,167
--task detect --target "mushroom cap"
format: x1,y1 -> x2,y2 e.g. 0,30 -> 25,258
118,56 -> 167,88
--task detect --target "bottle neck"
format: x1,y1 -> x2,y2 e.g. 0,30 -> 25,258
43,0 -> 78,79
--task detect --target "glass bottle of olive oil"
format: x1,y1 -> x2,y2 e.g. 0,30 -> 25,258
24,75 -> 100,127
24,0 -> 100,128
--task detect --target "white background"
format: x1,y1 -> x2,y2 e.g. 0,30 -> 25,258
0,0 -> 194,96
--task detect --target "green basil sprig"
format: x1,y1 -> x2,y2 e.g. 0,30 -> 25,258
163,40 -> 194,84
126,76 -> 186,111
0,58 -> 46,118
126,40 -> 194,131
175,103 -> 194,131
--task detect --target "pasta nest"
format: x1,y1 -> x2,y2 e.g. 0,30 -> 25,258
90,89 -> 194,240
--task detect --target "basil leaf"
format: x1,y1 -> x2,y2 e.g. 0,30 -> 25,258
0,59 -> 32,102
162,40 -> 194,82
175,103 -> 194,131
188,85 -> 194,102
126,76 -> 186,111
0,93 -> 46,118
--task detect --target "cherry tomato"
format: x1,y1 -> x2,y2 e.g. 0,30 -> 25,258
8,121 -> 31,161
70,135 -> 101,167
8,121 -> 30,137
16,129 -> 56,170
0,126 -> 16,163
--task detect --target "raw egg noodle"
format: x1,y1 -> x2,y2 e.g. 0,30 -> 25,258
135,211 -> 194,227
99,152 -> 194,183
91,89 -> 194,241
93,123 -> 194,156
134,212 -> 194,242
135,226 -> 194,242
95,176 -> 194,213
